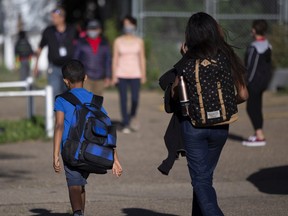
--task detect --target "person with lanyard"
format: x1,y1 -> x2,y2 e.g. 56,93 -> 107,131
34,7 -> 77,98
74,19 -> 111,96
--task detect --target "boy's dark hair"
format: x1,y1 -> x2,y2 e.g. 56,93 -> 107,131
62,60 -> 86,83
252,19 -> 268,36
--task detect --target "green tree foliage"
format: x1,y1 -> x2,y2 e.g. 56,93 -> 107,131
104,18 -> 120,46
269,24 -> 288,68
141,0 -> 283,84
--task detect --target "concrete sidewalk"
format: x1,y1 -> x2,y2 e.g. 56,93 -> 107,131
0,91 -> 288,216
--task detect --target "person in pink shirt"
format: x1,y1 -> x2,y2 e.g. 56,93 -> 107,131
112,15 -> 146,133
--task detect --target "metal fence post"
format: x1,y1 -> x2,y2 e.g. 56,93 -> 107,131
284,0 -> 288,23
205,0 -> 217,18
45,85 -> 54,138
132,0 -> 139,18
26,77 -> 34,119
132,0 -> 144,37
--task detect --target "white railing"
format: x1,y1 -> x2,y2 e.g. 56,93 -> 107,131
0,77 -> 35,118
0,76 -> 34,88
0,77 -> 54,138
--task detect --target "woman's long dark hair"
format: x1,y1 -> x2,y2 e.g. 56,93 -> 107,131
185,12 -> 246,87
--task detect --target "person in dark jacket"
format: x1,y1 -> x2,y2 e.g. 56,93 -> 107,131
242,19 -> 272,147
34,7 -> 77,98
158,68 -> 185,176
15,31 -> 34,80
74,19 -> 111,96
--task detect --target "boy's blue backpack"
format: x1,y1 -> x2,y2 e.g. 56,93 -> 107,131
59,92 -> 117,174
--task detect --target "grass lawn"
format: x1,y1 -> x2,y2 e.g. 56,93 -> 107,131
0,116 -> 47,144
0,65 -> 47,143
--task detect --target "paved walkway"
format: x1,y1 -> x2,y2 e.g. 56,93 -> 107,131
0,91 -> 288,216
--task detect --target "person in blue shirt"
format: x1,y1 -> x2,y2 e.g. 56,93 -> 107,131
53,60 -> 122,216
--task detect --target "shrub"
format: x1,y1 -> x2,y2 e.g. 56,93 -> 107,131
0,116 -> 46,144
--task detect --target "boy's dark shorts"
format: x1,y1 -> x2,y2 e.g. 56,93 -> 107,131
64,164 -> 90,187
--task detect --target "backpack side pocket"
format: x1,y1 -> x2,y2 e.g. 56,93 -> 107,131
81,141 -> 114,169
61,140 -> 81,166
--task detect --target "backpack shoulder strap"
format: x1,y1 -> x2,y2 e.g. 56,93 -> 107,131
58,92 -> 104,108
195,59 -> 206,125
57,92 -> 82,107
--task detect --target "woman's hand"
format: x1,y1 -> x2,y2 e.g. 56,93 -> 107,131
235,84 -> 249,104
141,76 -> 147,84
171,76 -> 180,99
104,78 -> 111,87
112,77 -> 119,86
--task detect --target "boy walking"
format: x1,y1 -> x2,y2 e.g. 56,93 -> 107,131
53,60 -> 122,216
242,20 -> 272,147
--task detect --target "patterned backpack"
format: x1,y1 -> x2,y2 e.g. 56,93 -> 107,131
58,92 -> 117,174
174,53 -> 238,127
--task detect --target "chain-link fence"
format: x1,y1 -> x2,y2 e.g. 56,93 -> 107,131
132,0 -> 288,83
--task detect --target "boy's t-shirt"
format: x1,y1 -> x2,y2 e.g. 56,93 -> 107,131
54,88 -> 106,150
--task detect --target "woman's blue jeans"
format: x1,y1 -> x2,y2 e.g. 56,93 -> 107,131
118,78 -> 141,126
181,120 -> 229,216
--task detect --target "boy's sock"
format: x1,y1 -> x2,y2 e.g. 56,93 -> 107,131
73,210 -> 83,216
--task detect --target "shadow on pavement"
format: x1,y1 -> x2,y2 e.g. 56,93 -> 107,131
247,165 -> 288,194
122,208 -> 179,216
0,169 -> 31,180
30,208 -> 70,216
228,133 -> 244,142
0,152 -> 35,160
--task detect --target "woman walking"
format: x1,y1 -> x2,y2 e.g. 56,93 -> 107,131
171,12 -> 248,215
112,15 -> 146,134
